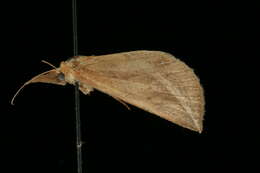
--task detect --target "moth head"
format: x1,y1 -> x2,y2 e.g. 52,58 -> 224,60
59,60 -> 78,85
11,60 -> 67,105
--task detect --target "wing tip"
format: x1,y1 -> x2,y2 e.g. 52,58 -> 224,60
184,119 -> 203,133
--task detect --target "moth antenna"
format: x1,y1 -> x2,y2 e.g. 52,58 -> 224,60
41,60 -> 58,69
11,69 -> 55,105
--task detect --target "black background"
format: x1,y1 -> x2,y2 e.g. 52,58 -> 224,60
2,1 -> 259,173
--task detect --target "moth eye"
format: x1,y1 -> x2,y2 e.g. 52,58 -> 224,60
57,72 -> 65,81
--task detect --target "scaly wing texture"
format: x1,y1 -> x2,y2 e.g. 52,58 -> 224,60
74,51 -> 205,132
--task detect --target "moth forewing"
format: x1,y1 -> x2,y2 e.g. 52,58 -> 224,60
62,51 -> 205,132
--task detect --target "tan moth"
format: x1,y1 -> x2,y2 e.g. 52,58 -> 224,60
11,51 -> 205,133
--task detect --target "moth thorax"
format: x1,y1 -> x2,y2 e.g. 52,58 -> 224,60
65,73 -> 76,85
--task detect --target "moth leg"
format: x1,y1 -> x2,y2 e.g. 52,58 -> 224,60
111,96 -> 131,110
78,83 -> 94,95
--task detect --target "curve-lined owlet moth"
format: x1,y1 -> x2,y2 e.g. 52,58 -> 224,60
12,51 -> 205,133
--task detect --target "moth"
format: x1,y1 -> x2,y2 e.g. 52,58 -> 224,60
12,51 -> 205,133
